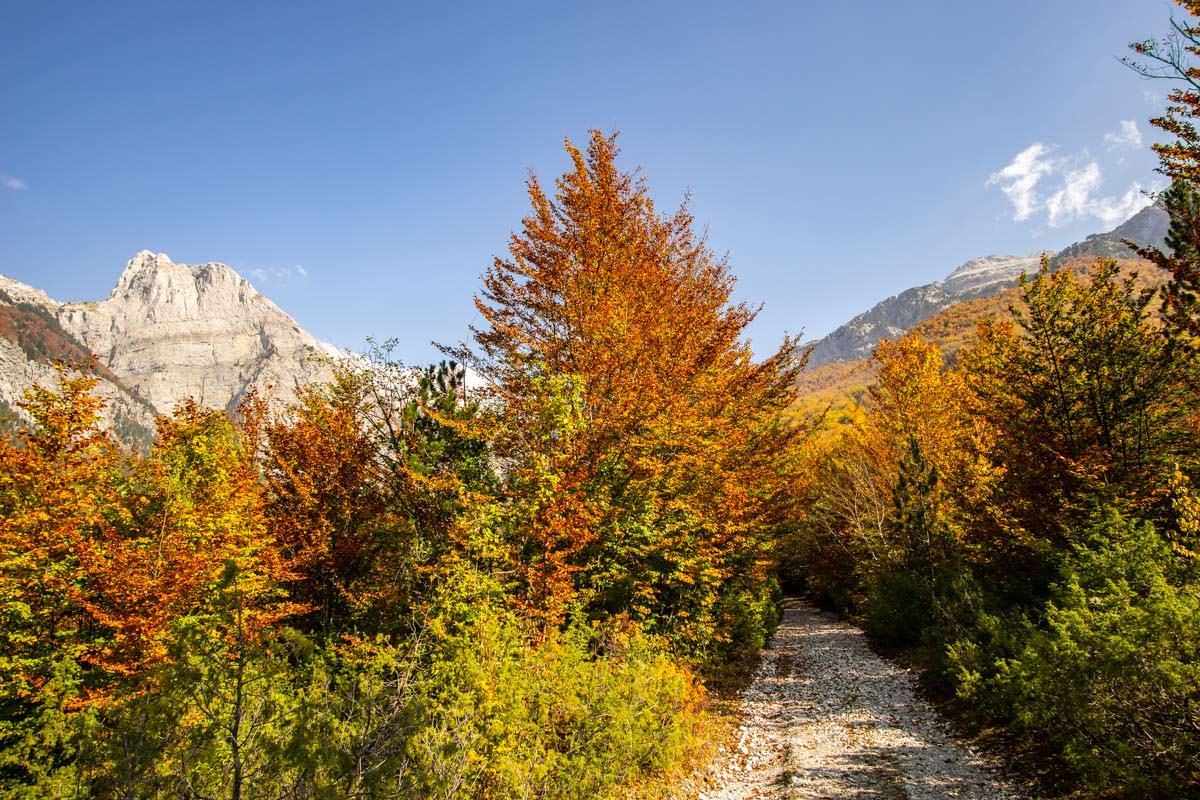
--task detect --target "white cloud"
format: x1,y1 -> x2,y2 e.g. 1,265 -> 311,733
986,142 -> 1057,222
1104,120 -> 1143,149
988,133 -> 1154,230
247,264 -> 309,284
1087,182 -> 1154,229
1,174 -> 27,190
1046,162 -> 1102,226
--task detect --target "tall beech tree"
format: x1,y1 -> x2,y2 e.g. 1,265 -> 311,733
448,131 -> 806,657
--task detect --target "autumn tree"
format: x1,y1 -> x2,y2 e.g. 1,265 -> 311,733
362,357 -> 497,582
70,399 -> 299,687
448,131 -> 805,657
0,371 -> 307,795
790,334 -> 989,634
960,259 -> 1192,596
862,335 -> 993,522
1126,3 -> 1200,345
251,372 -> 391,634
0,369 -> 125,791
800,336 -> 986,564
1126,0 -> 1200,183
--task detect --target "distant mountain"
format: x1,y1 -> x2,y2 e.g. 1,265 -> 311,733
793,206 -> 1173,438
1047,204 -> 1171,269
0,251 -> 334,443
802,205 -> 1171,369
804,253 -> 1048,367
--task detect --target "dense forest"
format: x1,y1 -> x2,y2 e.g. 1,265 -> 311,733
0,133 -> 805,798
788,4 -> 1200,796
5,4 -> 1200,800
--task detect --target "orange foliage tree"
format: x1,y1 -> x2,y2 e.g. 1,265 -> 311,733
1126,0 -> 1200,183
0,370 -> 125,711
249,374 -> 390,634
447,131 -> 805,658
792,335 -> 991,605
0,373 -> 297,724
864,335 -> 994,525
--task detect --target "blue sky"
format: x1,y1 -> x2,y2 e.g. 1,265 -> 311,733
0,0 -> 1179,362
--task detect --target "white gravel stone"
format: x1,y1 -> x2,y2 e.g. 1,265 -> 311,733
693,599 -> 1026,800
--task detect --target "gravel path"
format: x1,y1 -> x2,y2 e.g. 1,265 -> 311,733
695,599 -> 1025,800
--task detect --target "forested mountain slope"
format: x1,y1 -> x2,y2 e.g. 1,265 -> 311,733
794,207 -> 1171,432
801,205 -> 1168,371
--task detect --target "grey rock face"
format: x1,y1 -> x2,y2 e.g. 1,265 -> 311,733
52,251 -> 332,414
0,280 -> 158,445
0,252 -> 333,437
802,206 -> 1173,370
1113,204 -> 1171,247
804,253 -> 1046,367
1049,204 -> 1170,268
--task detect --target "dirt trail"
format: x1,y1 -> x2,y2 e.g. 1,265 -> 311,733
695,599 -> 1025,800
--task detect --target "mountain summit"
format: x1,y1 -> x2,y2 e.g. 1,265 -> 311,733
804,252 -> 1047,367
0,252 -> 333,435
803,205 -> 1171,368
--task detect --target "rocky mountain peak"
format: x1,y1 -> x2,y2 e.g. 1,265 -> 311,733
1111,204 -> 1170,247
112,250 -> 171,289
42,252 -> 332,414
1049,205 -> 1170,268
0,251 -> 336,445
939,252 -> 1048,294
110,251 -> 257,306
129,249 -> 173,269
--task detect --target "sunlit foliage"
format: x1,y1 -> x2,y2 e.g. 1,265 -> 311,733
448,130 -> 807,660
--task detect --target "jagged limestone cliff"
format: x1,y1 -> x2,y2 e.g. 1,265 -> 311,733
53,251 -> 333,414
0,251 -> 334,442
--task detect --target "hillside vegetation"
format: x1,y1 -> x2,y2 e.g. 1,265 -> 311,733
0,132 -> 804,799
789,255 -> 1200,796
782,5 -> 1200,791
787,11 -> 1200,780
793,254 -> 1166,438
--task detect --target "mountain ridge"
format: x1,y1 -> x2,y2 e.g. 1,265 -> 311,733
0,252 -> 334,442
793,205 -> 1173,438
802,205 -> 1171,368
